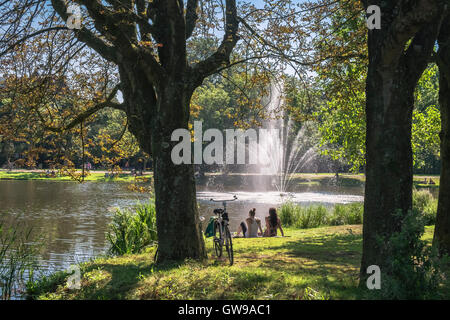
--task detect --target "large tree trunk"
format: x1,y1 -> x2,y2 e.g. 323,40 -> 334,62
119,61 -> 207,263
360,59 -> 416,280
151,80 -> 207,263
434,18 -> 450,256
152,145 -> 206,262
359,3 -> 442,284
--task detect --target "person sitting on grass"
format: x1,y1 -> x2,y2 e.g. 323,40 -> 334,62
236,208 -> 263,238
264,207 -> 284,237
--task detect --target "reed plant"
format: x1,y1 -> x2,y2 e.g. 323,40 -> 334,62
279,202 -> 363,229
279,189 -> 437,230
0,220 -> 40,300
106,200 -> 157,256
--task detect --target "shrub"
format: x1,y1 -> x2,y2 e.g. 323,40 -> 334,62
279,190 -> 435,230
279,202 -> 363,229
413,189 -> 434,211
106,201 -> 157,255
329,203 -> 364,226
294,205 -> 328,229
412,189 -> 437,225
421,200 -> 438,226
279,201 -> 297,227
26,270 -> 70,300
368,210 -> 446,299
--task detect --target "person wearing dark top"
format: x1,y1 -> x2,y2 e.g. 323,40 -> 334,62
264,207 -> 284,237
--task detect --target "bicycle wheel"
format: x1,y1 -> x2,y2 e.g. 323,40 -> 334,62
213,220 -> 223,257
224,226 -> 234,266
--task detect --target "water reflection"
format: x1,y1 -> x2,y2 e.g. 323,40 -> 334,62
1,179 -> 364,275
1,180 -> 148,273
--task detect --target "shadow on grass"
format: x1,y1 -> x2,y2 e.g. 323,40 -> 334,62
272,233 -> 361,260
69,254 -> 197,299
247,232 -> 364,299
80,262 -> 151,299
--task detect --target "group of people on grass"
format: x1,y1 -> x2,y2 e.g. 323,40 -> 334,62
235,207 -> 284,238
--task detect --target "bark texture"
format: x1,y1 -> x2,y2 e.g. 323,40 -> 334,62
434,15 -> 450,256
359,0 -> 445,284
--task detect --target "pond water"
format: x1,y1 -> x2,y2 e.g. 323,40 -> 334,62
0,178 -> 364,276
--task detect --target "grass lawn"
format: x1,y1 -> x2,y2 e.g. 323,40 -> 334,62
290,173 -> 440,188
27,224 -> 449,300
0,170 -> 152,183
290,173 -> 365,187
413,174 -> 440,188
0,170 -> 440,188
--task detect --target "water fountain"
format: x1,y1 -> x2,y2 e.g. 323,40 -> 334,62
195,81 -> 363,211
256,82 -> 317,194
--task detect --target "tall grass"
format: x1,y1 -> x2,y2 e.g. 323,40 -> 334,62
279,202 -> 363,229
293,205 -> 329,229
329,203 -> 364,226
279,189 -> 438,230
106,201 -> 157,256
412,189 -> 437,225
0,220 -> 40,300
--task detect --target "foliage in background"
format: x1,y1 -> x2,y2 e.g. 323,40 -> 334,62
0,0 -> 443,176
190,59 -> 273,133
106,201 -> 157,256
412,107 -> 441,172
312,0 -> 367,172
0,219 -> 40,300
412,64 -> 441,173
88,109 -> 141,171
0,27 -> 143,176
310,1 -> 441,174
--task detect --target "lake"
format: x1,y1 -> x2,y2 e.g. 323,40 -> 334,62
0,178 -> 364,275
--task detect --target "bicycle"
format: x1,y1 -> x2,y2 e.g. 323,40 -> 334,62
210,195 -> 237,266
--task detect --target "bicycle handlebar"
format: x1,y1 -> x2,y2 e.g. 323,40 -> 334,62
209,195 -> 237,202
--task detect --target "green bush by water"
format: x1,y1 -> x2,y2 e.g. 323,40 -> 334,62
412,189 -> 437,225
279,189 -> 437,230
279,202 -> 297,227
106,201 -> 157,255
294,205 -> 328,229
279,202 -> 363,229
329,203 -> 364,226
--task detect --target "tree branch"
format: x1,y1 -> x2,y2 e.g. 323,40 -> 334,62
376,0 -> 443,67
191,0 -> 239,81
50,0 -> 120,63
185,0 -> 199,39
52,0 -> 164,82
237,16 -> 313,67
404,14 -> 445,82
77,0 -> 137,51
45,84 -> 124,133
0,26 -> 68,58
